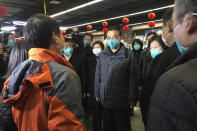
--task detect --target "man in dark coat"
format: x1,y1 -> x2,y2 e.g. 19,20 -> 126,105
147,1 -> 197,130
94,28 -> 136,131
140,11 -> 181,125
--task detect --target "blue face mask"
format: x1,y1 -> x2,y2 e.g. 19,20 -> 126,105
8,39 -> 14,47
173,34 -> 187,54
151,49 -> 162,58
93,48 -> 101,56
84,40 -> 90,46
107,39 -> 119,49
64,48 -> 73,55
133,44 -> 141,50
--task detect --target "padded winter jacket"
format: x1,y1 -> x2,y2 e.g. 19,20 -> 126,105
2,48 -> 85,131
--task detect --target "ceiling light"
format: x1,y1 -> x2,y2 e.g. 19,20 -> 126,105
50,0 -> 103,17
1,26 -> 17,31
49,0 -> 61,5
67,4 -> 174,28
60,26 -> 68,30
13,21 -> 27,26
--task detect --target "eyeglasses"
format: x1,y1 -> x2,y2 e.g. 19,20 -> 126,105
106,36 -> 120,40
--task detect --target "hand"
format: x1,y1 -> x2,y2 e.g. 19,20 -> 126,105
96,97 -> 100,102
83,93 -> 86,98
86,93 -> 91,97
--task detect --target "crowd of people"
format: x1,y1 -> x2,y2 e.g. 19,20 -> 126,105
0,0 -> 197,131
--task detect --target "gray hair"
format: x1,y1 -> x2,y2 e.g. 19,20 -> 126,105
175,0 -> 197,23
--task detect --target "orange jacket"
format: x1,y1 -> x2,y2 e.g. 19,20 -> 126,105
2,48 -> 85,131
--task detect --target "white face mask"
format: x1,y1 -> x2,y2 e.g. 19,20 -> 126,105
93,48 -> 102,56
162,35 -> 170,47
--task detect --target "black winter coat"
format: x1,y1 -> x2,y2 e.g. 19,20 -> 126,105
94,43 -> 136,108
146,43 -> 197,131
141,43 -> 180,125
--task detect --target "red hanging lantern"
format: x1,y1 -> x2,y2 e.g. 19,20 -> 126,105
0,5 -> 8,17
102,21 -> 108,27
87,25 -> 93,30
148,21 -> 155,28
148,13 -> 156,20
122,18 -> 129,24
123,25 -> 129,32
103,28 -> 108,33
61,30 -> 66,34
62,35 -> 67,38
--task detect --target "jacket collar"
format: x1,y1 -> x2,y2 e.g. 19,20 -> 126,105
103,43 -> 127,58
29,48 -> 73,70
168,43 -> 197,70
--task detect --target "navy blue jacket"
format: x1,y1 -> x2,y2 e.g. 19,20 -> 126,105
94,43 -> 136,108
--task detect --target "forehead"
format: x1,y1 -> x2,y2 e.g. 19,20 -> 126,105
84,35 -> 92,39
107,30 -> 120,36
93,43 -> 101,48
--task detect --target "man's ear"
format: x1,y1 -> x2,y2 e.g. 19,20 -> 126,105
52,32 -> 58,45
185,13 -> 197,34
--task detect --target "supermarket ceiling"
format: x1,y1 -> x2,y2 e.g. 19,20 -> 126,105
0,0 -> 174,28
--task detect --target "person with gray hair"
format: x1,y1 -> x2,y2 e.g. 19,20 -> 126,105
146,0 -> 197,131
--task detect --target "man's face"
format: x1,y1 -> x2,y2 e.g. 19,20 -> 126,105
63,42 -> 73,50
107,30 -> 121,44
54,32 -> 65,52
150,40 -> 163,52
84,35 -> 92,44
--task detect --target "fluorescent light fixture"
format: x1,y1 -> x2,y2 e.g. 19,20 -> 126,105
50,0 -> 103,17
60,26 -> 68,30
11,31 -> 15,34
13,21 -> 27,26
0,31 -> 4,34
1,26 -> 17,31
67,4 -> 174,28
49,0 -> 61,5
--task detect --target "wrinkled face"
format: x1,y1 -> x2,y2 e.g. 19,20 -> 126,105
107,30 -> 121,43
93,43 -> 102,50
84,35 -> 92,44
150,40 -> 163,51
63,42 -> 73,50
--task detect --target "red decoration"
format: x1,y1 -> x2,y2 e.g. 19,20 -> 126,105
0,5 -> 8,17
61,30 -> 66,34
88,32 -> 92,34
148,13 -> 156,20
123,25 -> 129,32
122,18 -> 129,24
72,28 -> 75,32
148,21 -> 155,28
62,35 -> 66,38
102,21 -> 108,27
87,25 -> 93,30
103,28 -> 108,33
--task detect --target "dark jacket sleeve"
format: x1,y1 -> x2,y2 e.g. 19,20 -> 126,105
147,76 -> 197,131
129,52 -> 137,106
94,57 -> 101,98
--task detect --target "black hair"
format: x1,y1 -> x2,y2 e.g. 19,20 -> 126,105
5,40 -> 32,78
108,27 -> 122,36
132,39 -> 143,51
83,33 -> 93,40
24,14 -> 60,49
146,32 -> 158,40
64,38 -> 74,43
92,41 -> 105,50
148,36 -> 168,50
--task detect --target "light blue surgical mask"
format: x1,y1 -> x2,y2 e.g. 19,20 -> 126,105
133,44 -> 141,50
93,48 -> 101,56
84,40 -> 90,46
107,39 -> 119,49
151,49 -> 162,58
8,39 -> 14,47
64,48 -> 73,55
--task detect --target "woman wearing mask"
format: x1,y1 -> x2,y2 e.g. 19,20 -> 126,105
140,36 -> 167,126
0,40 -> 31,131
87,41 -> 104,131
